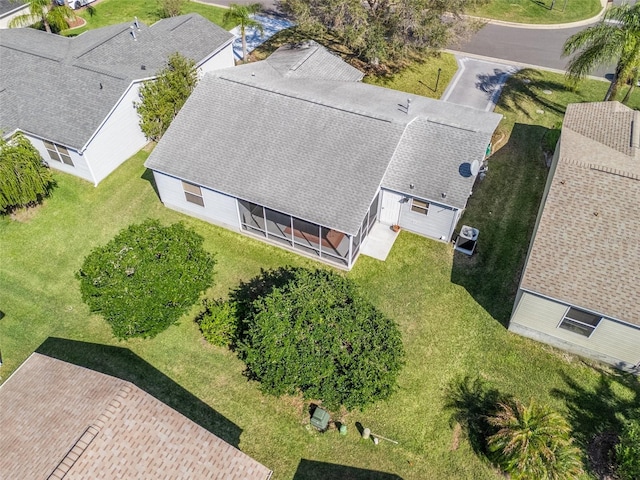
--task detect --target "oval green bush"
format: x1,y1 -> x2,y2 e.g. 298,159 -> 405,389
77,220 -> 215,338
232,267 -> 405,411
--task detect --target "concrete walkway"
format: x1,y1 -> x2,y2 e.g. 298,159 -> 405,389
360,223 -> 399,261
442,56 -> 518,111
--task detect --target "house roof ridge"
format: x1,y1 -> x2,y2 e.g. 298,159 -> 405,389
46,384 -> 132,480
0,42 -> 63,62
217,75 -> 396,124
73,62 -> 127,80
589,163 -> 640,180
73,24 -> 134,60
165,14 -> 195,31
425,116 -> 482,133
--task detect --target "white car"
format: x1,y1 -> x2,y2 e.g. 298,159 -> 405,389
68,0 -> 96,9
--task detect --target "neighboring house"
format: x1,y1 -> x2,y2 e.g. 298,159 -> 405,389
509,102 -> 640,374
0,0 -> 27,29
145,41 -> 501,269
0,352 -> 273,479
0,13 -> 234,185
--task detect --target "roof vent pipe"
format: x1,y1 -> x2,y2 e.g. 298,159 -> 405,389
130,26 -> 137,41
134,16 -> 140,30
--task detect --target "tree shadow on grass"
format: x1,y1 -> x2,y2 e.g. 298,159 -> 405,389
498,69 -> 571,119
451,123 -> 550,326
36,337 -> 242,448
550,365 -> 640,447
293,459 -> 403,480
141,167 -> 160,200
443,375 -> 512,458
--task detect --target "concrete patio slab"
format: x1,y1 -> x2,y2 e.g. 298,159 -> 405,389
360,223 -> 399,261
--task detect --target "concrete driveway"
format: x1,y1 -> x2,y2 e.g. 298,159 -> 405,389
442,56 -> 518,110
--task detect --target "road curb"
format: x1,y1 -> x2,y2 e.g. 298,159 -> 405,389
443,49 -> 611,82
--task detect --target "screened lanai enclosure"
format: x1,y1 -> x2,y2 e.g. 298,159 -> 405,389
238,194 -> 380,268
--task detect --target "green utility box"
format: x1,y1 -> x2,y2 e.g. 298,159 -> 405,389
310,407 -> 330,431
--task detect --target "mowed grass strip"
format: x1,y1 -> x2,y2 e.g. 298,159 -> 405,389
469,0 -> 602,24
1,70 -> 638,479
64,0 -> 233,35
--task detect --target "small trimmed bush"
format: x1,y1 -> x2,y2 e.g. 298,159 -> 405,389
77,220 -> 215,338
196,298 -> 236,347
232,267 -> 405,411
615,418 -> 640,480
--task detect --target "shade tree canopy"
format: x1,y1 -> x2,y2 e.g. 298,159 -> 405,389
278,0 -> 485,65
77,220 -> 215,339
231,267 -> 405,410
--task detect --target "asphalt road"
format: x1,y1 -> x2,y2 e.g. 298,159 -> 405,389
453,24 -> 585,71
204,0 -> 615,79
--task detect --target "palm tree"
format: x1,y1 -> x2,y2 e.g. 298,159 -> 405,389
224,3 -> 264,63
9,0 -> 77,33
562,2 -> 640,103
487,399 -> 583,480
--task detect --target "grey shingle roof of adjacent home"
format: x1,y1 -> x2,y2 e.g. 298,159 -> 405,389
0,0 -> 25,16
0,14 -> 233,149
0,353 -> 272,479
264,40 -> 364,82
520,102 -> 640,326
146,44 -> 501,235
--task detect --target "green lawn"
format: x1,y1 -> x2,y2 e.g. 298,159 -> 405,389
363,53 -> 458,100
1,71 -> 639,478
469,0 -> 602,24
63,0 -> 233,35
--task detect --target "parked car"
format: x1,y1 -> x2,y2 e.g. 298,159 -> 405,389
68,0 -> 96,9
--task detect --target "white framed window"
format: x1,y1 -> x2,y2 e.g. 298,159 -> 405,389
182,181 -> 204,207
43,141 -> 74,166
411,198 -> 429,215
558,307 -> 601,337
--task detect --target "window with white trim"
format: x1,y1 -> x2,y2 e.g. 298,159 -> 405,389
411,198 -> 429,215
43,141 -> 74,166
558,307 -> 601,337
182,181 -> 204,206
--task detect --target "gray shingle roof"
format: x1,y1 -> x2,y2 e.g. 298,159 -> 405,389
0,353 -> 272,479
146,44 -> 500,235
0,0 -> 25,16
0,14 -> 233,148
265,40 -> 364,81
520,102 -> 640,326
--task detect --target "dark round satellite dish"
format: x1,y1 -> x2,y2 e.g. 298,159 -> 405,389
470,160 -> 480,176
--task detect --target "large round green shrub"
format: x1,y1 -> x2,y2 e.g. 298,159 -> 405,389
77,220 -> 215,338
615,418 -> 640,480
232,267 -> 405,410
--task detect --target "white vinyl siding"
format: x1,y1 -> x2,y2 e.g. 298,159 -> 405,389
511,291 -> 640,365
26,134 -> 93,182
399,198 -> 457,241
198,43 -> 235,74
82,84 -> 148,185
153,172 -> 240,229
